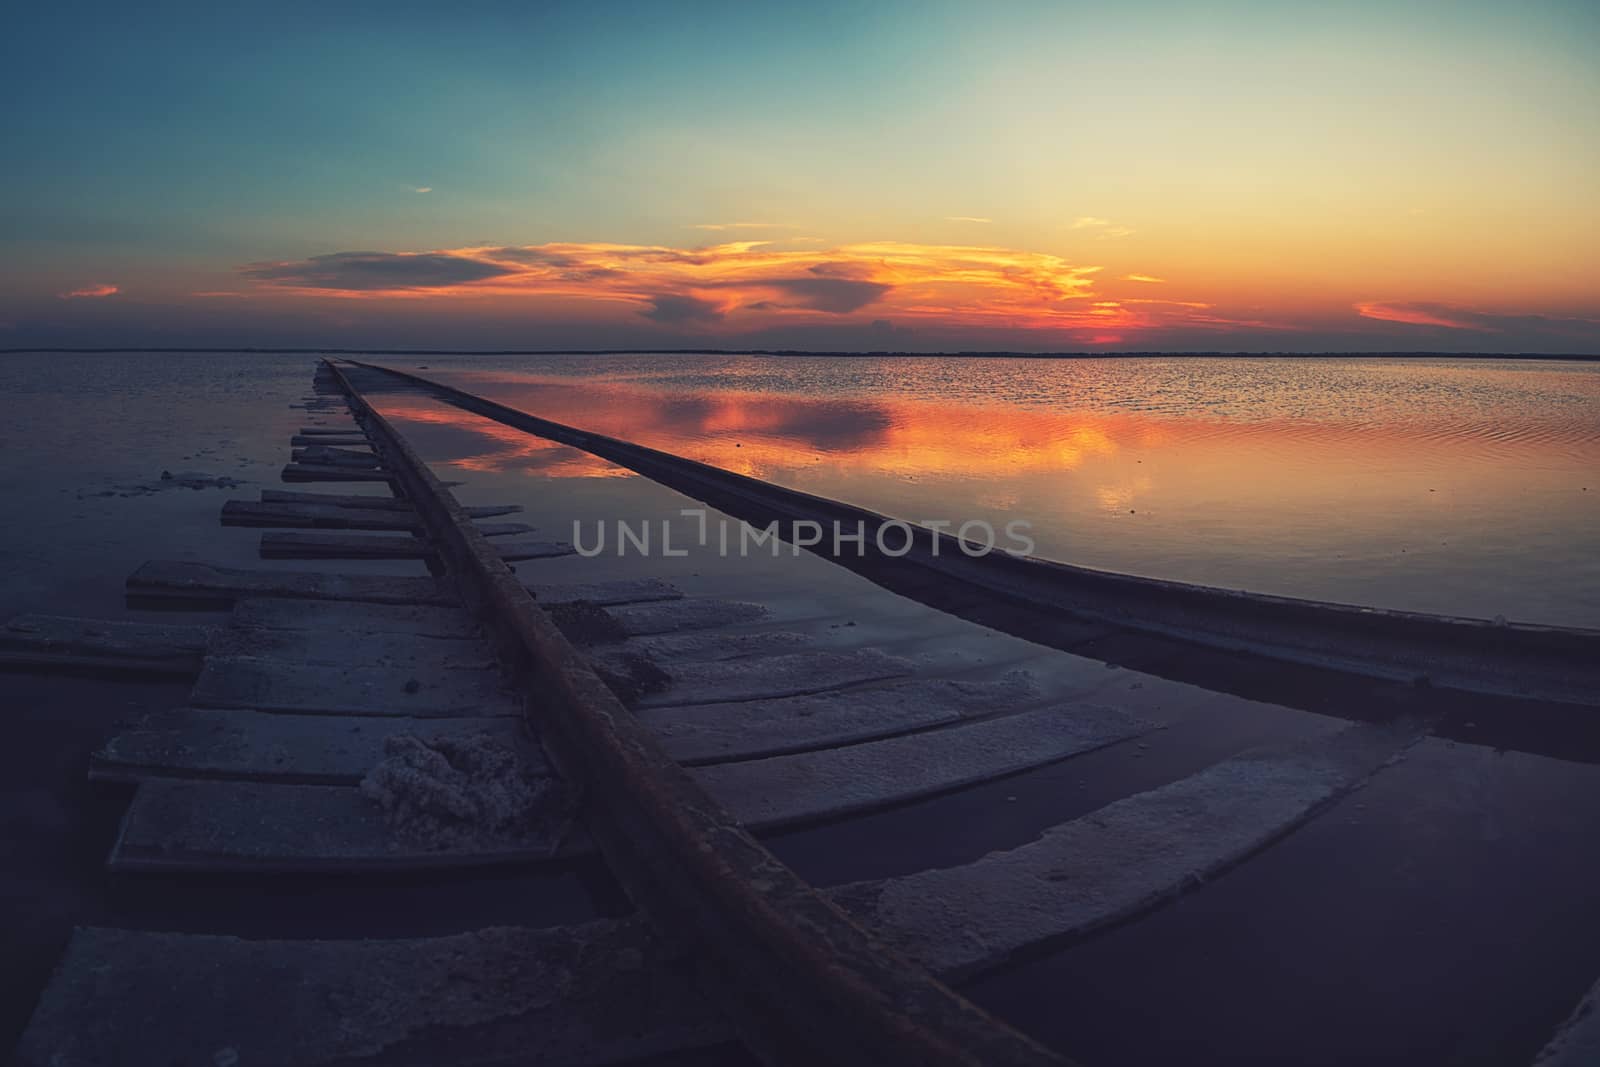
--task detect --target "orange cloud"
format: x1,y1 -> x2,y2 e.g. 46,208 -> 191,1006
1071,218 -> 1135,239
237,239 -> 1297,341
60,284 -> 119,299
1354,302 -> 1496,331
1352,302 -> 1600,341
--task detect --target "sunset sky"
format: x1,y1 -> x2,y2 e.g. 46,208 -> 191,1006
3,0 -> 1596,352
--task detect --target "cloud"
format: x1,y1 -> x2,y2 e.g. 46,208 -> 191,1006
1122,274 -> 1166,284
751,276 -> 892,313
234,238 -> 1198,339
805,260 -> 872,279
412,186 -> 433,194
60,284 -> 118,299
642,293 -> 725,324
480,247 -> 580,267
690,222 -> 797,231
1071,217 -> 1134,238
243,251 -> 518,291
1354,302 -> 1496,331
1355,301 -> 1600,337
944,216 -> 992,224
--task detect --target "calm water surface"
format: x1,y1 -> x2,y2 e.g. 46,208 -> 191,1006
399,354 -> 1600,627
0,353 -> 402,621
1,352 -> 1595,627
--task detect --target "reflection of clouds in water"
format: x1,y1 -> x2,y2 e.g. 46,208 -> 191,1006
380,380 -> 1141,489
454,356 -> 1600,442
457,449 -> 637,480
384,404 -> 633,478
694,397 -> 893,452
1095,477 -> 1153,514
524,385 -> 896,455
377,358 -> 1599,625
464,378 -> 1135,483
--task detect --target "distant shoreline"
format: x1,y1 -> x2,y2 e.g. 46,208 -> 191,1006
2,347 -> 1597,361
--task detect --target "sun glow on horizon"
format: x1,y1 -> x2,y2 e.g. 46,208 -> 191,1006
233,238 -> 1327,344
2,0 -> 1594,352
224,235 -> 1600,349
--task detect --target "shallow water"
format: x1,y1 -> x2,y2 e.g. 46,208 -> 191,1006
0,352 -> 423,621
397,354 -> 1600,627
2,351 -> 1596,627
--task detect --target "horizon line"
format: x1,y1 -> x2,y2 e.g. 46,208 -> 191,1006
3,347 -> 1598,362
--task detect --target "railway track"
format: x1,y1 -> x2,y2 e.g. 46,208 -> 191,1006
9,360 -> 1600,1065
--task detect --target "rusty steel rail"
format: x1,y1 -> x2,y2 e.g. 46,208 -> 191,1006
322,359 -> 1070,1067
